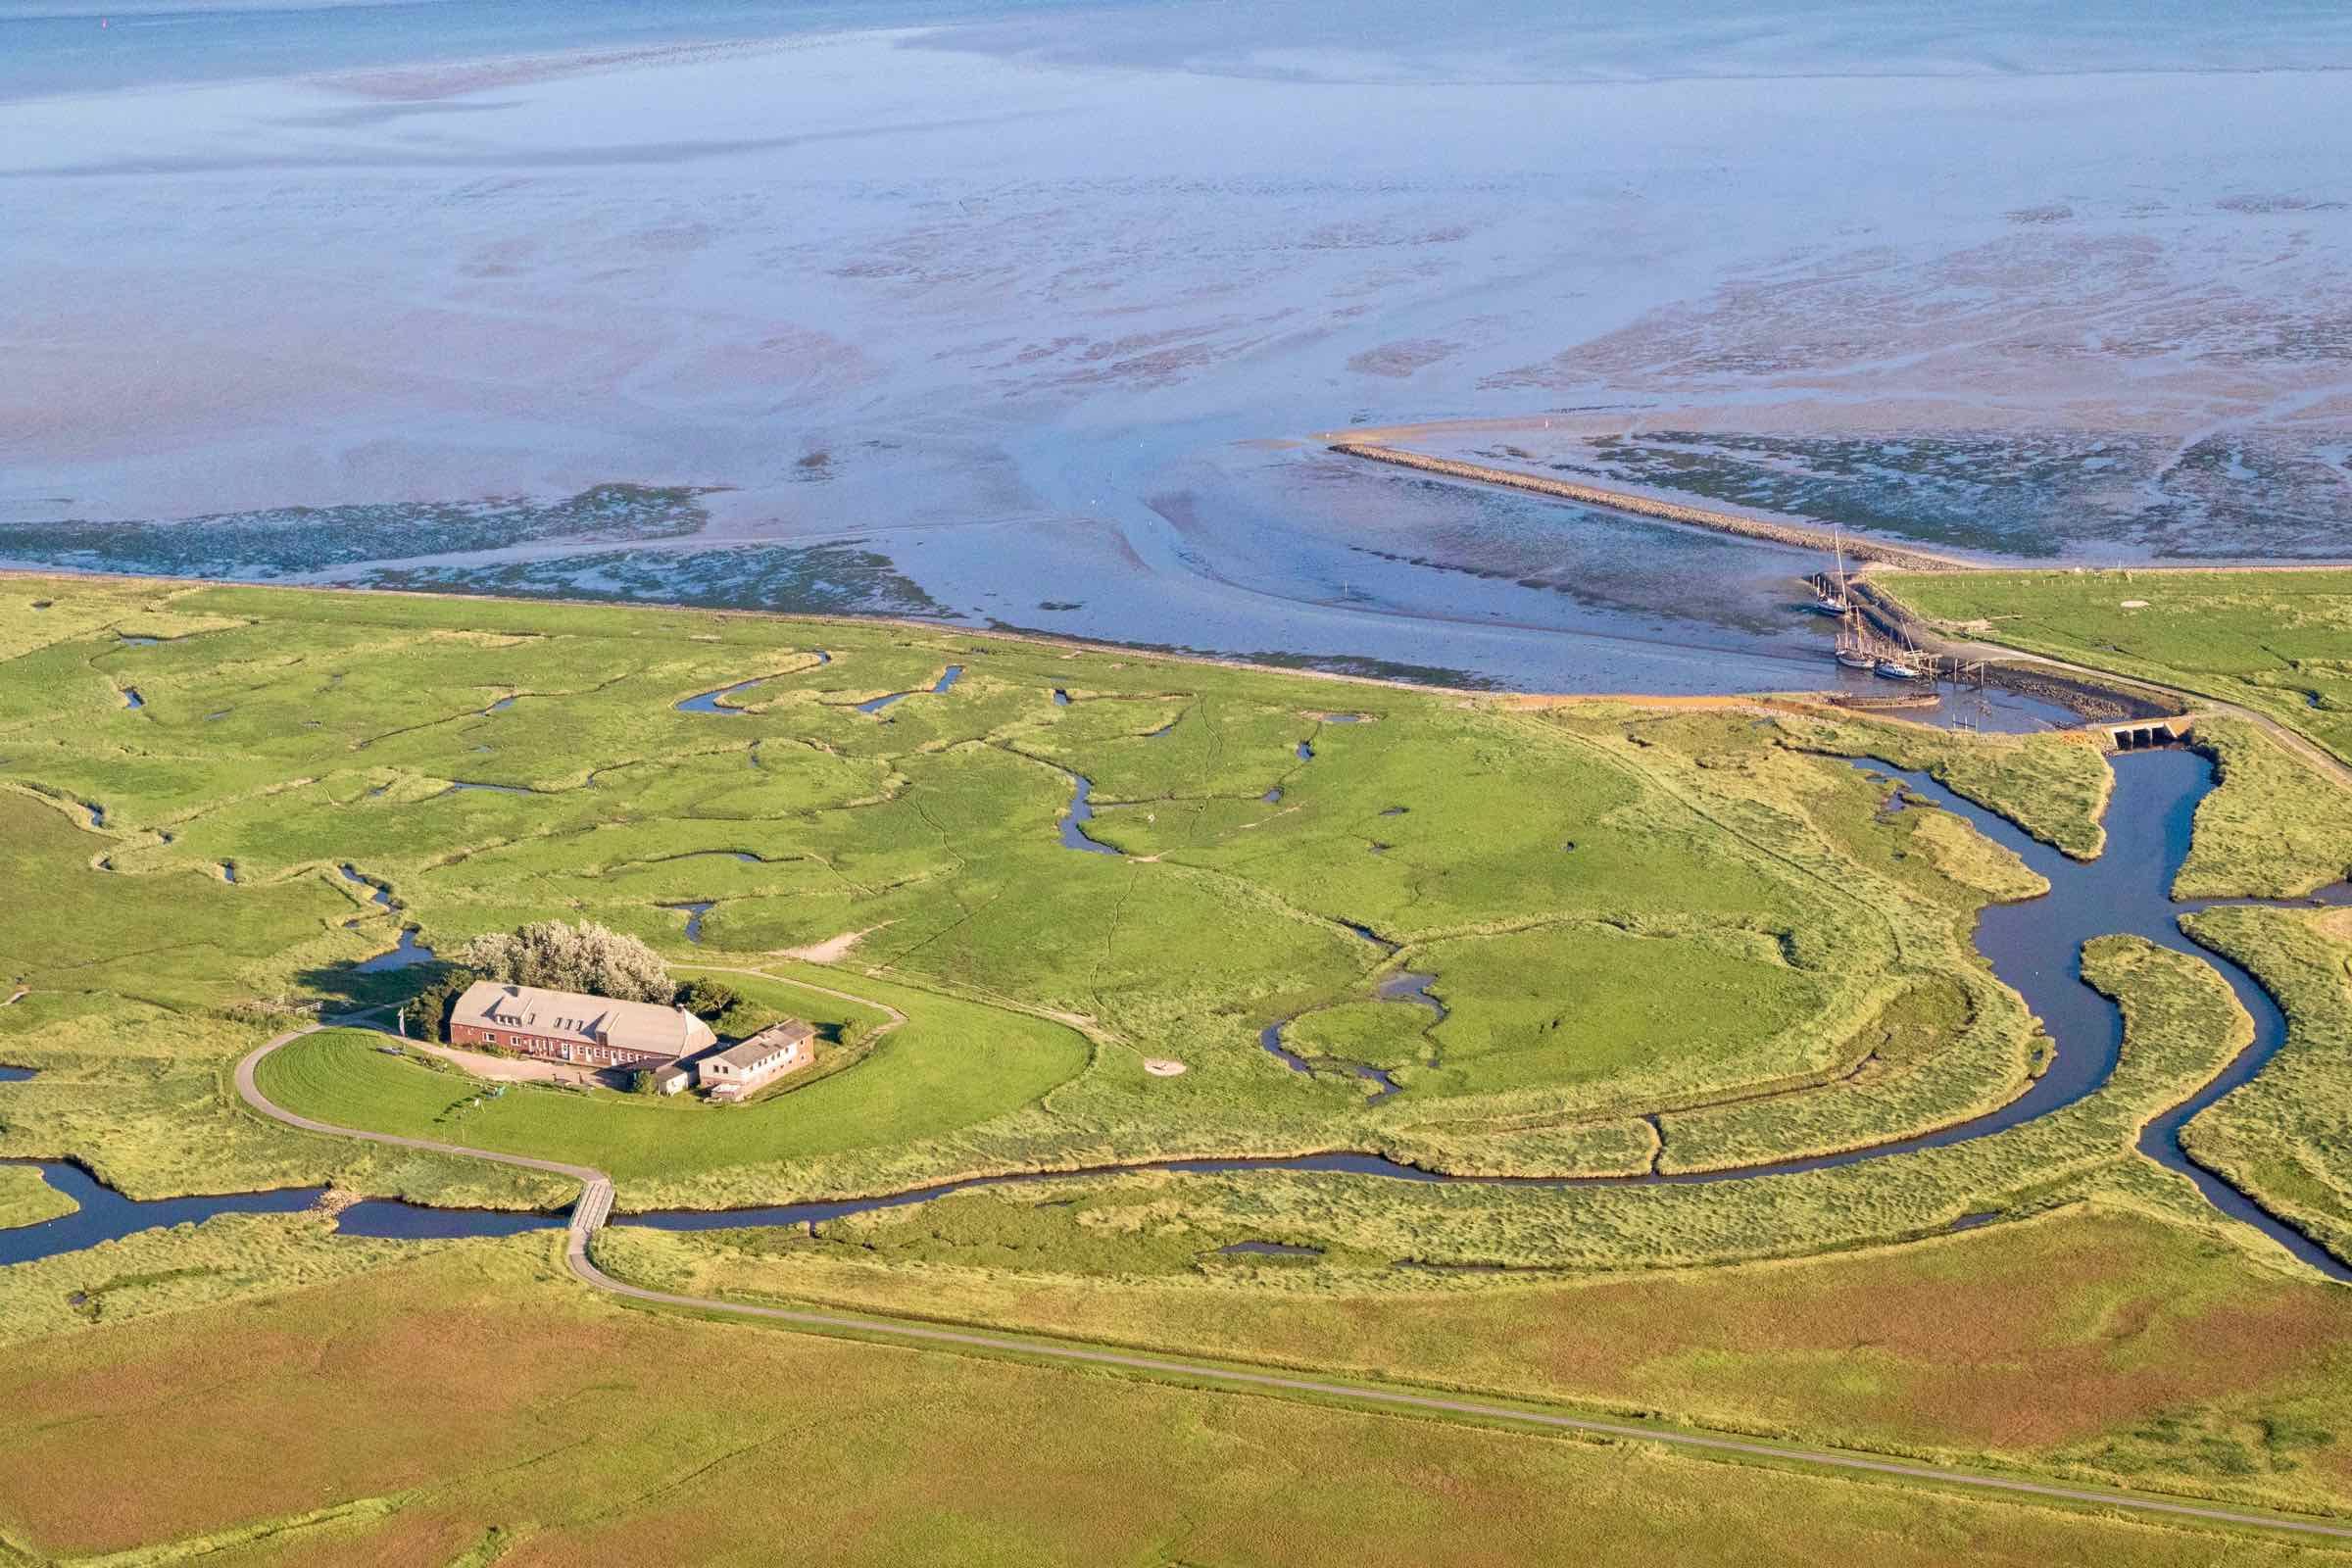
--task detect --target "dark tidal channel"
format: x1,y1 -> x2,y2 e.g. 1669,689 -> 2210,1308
0,1158 -> 326,1267
1854,751 -> 2352,1281
2,752 -> 2344,1278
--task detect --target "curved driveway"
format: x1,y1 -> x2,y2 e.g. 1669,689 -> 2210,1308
236,1023 -> 2352,1544
235,1023 -> 614,1249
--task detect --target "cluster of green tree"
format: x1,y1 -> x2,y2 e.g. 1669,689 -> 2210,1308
673,977 -> 741,1021
456,919 -> 673,1004
401,969 -> 478,1046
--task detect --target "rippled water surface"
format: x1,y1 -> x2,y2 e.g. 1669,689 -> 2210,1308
5,2 -> 2349,691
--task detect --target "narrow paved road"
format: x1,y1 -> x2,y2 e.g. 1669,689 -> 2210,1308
235,1023 -> 2352,1544
234,1023 -> 607,1200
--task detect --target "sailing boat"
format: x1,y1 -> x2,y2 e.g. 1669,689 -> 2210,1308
1834,609 -> 1877,670
1809,526 -> 1853,615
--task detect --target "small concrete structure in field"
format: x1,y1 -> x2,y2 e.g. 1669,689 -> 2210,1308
697,1019 -> 816,1101
449,981 -> 715,1071
648,1061 -> 694,1096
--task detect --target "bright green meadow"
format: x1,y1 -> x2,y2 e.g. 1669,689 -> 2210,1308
4,575 -> 2104,1222
10,572 -> 2352,1556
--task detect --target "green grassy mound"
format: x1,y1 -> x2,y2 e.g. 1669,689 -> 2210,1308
258,977 -> 1089,1201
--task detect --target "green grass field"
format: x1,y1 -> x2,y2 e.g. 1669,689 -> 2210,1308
576,935 -> 2311,1285
0,1165 -> 73,1231
10,572 -> 2352,1557
600,1198 -> 2352,1519
1883,567 -> 2352,767
2180,906 -> 2352,1262
2173,718 -> 2352,899
2,575 -> 2082,1214
257,976 -> 1089,1200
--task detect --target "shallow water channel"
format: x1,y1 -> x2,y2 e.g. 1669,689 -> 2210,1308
340,864 -> 436,972
1057,773 -> 1122,856
1256,921 -> 1446,1102
2,751 -> 2346,1278
675,678 -> 763,715
0,1159 -> 327,1266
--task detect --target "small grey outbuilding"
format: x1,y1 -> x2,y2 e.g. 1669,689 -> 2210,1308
698,1019 -> 817,1101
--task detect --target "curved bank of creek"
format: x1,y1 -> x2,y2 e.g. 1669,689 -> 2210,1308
858,665 -> 960,716
672,654 -> 829,717
0,1157 -> 328,1267
1257,921 -> 1448,1103
675,678 -> 763,714
1841,754 -> 2346,1283
5,744 -> 2347,1281
1057,773 -> 1123,856
340,863 -> 436,972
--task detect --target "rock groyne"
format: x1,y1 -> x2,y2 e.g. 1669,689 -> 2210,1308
1327,442 -> 1965,571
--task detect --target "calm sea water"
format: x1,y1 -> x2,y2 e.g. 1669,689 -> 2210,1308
5,2 -> 2347,691
10,0 -> 2350,100
0,0 -> 1040,98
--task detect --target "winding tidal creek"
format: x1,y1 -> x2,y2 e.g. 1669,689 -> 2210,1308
2,751 -> 2344,1280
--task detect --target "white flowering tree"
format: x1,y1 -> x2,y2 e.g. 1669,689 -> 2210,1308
458,919 -> 673,1004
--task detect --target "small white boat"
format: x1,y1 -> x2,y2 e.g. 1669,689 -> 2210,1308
1870,615 -> 1935,680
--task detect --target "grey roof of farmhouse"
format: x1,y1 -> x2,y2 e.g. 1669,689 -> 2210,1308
451,981 -> 715,1057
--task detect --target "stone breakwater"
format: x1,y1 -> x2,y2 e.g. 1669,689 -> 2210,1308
1327,443 -> 1966,571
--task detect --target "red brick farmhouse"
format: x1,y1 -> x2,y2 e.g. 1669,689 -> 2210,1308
450,981 -> 715,1069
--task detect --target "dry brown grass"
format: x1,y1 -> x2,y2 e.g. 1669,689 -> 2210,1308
3,1230 -> 2343,1566
606,1203 -> 2352,1506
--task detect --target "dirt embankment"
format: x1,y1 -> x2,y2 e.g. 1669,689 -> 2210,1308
1327,443 -> 1966,570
